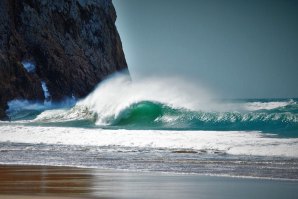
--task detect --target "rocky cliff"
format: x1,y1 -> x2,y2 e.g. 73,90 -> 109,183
0,0 -> 127,119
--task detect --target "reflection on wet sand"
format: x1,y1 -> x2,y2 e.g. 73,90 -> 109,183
0,165 -> 94,197
1,165 -> 298,199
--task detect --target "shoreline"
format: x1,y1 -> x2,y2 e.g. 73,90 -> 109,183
1,164 -> 298,199
1,163 -> 298,182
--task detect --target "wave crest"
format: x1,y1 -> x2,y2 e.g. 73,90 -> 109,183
6,73 -> 298,135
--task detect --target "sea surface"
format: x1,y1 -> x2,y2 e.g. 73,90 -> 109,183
0,74 -> 297,180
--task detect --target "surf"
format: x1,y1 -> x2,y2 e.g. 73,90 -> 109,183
4,73 -> 298,137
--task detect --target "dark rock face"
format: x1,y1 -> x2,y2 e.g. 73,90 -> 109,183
0,0 -> 127,119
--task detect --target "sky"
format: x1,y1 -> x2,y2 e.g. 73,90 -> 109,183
113,0 -> 298,98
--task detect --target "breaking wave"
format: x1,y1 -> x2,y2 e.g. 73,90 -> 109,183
5,73 -> 298,136
109,101 -> 298,132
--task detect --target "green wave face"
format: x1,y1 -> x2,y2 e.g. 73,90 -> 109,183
109,100 -> 298,137
112,101 -> 164,127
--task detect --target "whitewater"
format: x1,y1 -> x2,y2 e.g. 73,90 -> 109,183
1,73 -> 298,180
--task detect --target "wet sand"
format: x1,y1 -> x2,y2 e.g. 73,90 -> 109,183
0,165 -> 298,199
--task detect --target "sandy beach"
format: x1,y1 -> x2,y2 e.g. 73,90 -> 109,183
0,165 -> 93,199
0,165 -> 298,199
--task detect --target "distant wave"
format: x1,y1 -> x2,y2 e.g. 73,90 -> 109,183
243,100 -> 296,111
5,98 -> 76,121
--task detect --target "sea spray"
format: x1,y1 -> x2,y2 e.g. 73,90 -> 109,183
21,61 -> 52,105
41,81 -> 51,101
6,98 -> 76,121
78,73 -> 214,125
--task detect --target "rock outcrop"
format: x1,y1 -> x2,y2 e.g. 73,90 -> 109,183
0,0 -> 127,119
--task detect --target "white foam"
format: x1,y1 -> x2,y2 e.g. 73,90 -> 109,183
41,81 -> 51,102
34,105 -> 93,122
0,125 -> 297,158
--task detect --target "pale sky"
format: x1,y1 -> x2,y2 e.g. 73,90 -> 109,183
113,0 -> 298,98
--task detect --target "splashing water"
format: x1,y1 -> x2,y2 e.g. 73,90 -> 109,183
78,73 -> 213,125
41,81 -> 51,103
17,72 -> 296,136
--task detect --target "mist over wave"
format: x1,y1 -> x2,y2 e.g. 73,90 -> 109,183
79,73 -> 215,124
31,73 -> 213,123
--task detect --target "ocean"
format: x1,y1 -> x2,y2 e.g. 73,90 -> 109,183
0,73 -> 297,180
